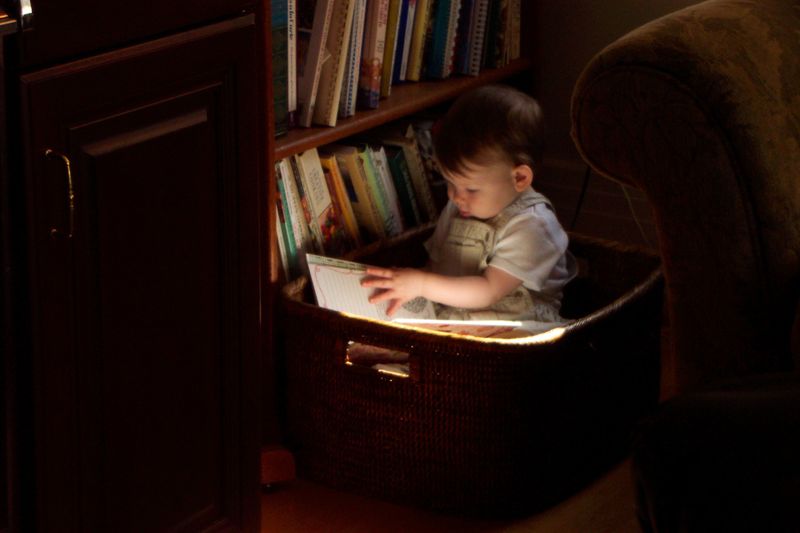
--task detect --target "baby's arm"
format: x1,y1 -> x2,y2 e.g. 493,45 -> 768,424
361,266 -> 523,316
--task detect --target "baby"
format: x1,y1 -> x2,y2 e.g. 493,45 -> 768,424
362,84 -> 576,324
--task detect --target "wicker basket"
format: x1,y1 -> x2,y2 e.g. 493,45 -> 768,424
279,229 -> 662,516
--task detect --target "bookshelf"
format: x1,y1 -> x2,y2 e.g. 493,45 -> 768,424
275,57 -> 533,160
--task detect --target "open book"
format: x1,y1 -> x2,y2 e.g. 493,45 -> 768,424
306,253 -> 560,339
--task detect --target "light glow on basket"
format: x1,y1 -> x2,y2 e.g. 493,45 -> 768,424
501,326 -> 567,345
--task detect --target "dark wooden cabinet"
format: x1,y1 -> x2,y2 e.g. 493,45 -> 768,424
17,0 -> 258,68
3,10 -> 263,533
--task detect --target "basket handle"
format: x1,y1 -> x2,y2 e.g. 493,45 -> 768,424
343,339 -> 419,381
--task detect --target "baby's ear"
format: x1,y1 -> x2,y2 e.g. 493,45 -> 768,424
513,164 -> 534,191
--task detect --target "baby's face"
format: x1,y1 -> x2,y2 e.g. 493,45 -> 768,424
443,160 -> 524,220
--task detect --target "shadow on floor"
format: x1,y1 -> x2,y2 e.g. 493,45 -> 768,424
261,459 -> 641,533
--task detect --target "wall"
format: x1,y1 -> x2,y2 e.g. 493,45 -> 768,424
529,0 -> 700,250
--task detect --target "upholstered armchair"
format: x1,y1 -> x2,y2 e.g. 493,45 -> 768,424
571,0 -> 800,530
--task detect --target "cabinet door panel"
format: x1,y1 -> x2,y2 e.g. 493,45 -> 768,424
19,16 -> 260,533
18,0 -> 258,68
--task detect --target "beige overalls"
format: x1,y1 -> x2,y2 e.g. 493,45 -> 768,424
431,190 -> 567,323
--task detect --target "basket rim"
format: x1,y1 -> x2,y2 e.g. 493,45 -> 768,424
280,264 -> 663,347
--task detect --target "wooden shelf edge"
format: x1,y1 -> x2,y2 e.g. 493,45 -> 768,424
274,57 -> 533,160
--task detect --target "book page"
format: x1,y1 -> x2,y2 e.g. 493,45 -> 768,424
307,254 -> 567,339
307,253 -> 436,321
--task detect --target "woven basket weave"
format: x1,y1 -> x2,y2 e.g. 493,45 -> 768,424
279,229 -> 662,516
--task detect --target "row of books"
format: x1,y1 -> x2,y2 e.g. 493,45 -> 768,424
271,0 -> 521,134
274,123 -> 441,279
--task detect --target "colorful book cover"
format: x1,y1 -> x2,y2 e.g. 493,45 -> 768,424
380,0 -> 403,97
329,144 -> 386,242
294,148 -> 351,256
319,151 -> 363,248
296,0 -> 335,127
271,0 -> 289,136
338,0 -> 368,119
357,0 -> 390,109
313,0 -> 356,126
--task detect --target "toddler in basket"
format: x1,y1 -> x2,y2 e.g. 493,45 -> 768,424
361,84 -> 577,325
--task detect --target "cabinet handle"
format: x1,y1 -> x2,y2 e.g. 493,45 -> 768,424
45,149 -> 75,240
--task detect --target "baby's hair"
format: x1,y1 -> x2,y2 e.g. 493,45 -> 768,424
433,84 -> 544,177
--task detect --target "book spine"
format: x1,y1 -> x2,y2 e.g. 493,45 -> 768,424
406,0 -> 433,81
399,0 -> 417,80
370,145 -> 405,235
380,0 -> 403,98
385,145 -> 422,227
275,162 -> 298,274
509,0 -> 520,61
425,0 -> 451,79
467,0 -> 488,76
482,0 -> 498,69
289,154 -> 324,253
357,0 -> 390,109
357,146 -> 394,235
297,0 -> 335,128
339,0 -> 368,119
392,0 -> 409,83
500,0 -> 511,65
279,158 -> 312,272
287,0 -> 297,116
271,0 -> 289,136
383,133 -> 438,221
491,0 -> 507,68
443,0 -> 462,77
274,204 -> 291,277
312,0 -> 357,126
332,147 -> 386,242
453,0 -> 473,75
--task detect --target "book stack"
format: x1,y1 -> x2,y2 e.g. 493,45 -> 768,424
271,0 -> 520,134
273,123 -> 439,279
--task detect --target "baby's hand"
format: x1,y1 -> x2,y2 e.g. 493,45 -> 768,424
360,267 -> 426,316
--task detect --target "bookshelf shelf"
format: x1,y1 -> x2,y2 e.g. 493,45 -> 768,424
274,57 -> 533,160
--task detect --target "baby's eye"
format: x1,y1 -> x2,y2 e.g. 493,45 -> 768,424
466,189 -> 479,194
